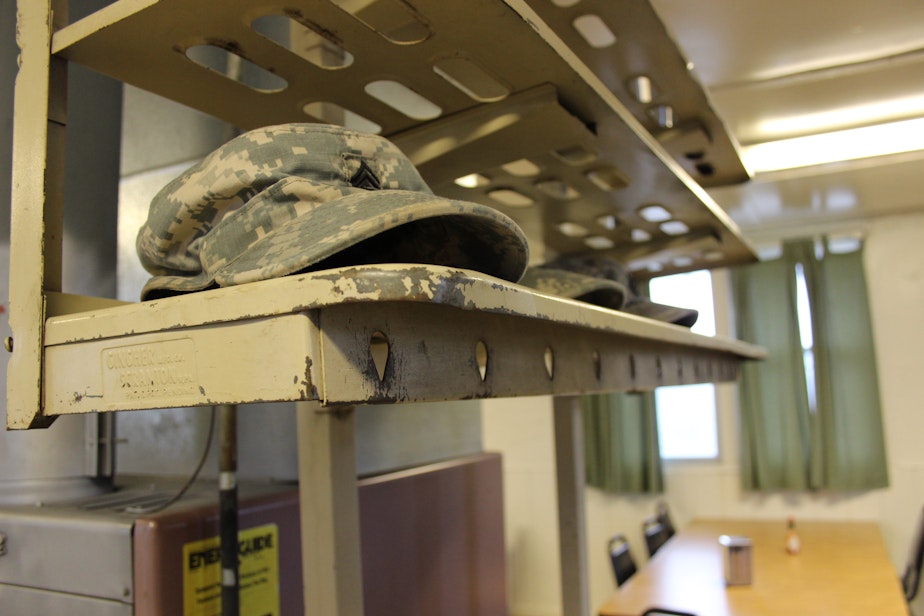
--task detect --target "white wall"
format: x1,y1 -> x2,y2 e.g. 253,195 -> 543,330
483,209 -> 924,615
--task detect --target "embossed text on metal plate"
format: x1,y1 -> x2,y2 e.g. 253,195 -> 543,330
102,338 -> 198,402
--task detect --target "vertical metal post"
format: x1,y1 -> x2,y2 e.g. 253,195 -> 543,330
7,0 -> 68,429
219,404 -> 239,616
296,401 -> 364,616
553,395 -> 590,616
85,413 -> 117,479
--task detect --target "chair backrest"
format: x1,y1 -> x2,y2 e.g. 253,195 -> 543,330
641,608 -> 698,616
656,500 -> 676,539
643,515 -> 669,558
608,533 -> 638,587
902,505 -> 924,601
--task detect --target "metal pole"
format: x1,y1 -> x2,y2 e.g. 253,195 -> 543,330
553,395 -> 590,616
219,404 -> 239,616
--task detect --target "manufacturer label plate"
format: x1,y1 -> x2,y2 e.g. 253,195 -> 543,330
102,338 -> 199,402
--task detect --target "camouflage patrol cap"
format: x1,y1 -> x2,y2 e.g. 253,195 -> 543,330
518,266 -> 629,311
136,124 -> 529,300
520,255 -> 698,327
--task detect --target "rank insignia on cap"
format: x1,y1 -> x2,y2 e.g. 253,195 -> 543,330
349,160 -> 382,190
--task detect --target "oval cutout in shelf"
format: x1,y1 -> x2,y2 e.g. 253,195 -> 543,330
586,167 -> 630,192
488,188 -> 534,208
557,221 -> 589,238
544,347 -> 555,380
628,74 -> 654,104
585,236 -> 614,250
185,45 -> 287,93
331,0 -> 431,44
639,204 -> 673,223
370,331 -> 390,382
660,220 -> 690,236
302,101 -> 382,134
552,145 -> 597,166
596,214 -> 620,230
501,158 -> 541,177
251,14 -> 354,70
454,173 -> 491,188
475,340 -> 489,382
536,179 -> 580,200
433,57 -> 510,102
365,80 -> 442,120
572,14 -> 617,48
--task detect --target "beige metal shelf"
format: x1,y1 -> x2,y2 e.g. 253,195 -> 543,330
8,0 -> 765,417
51,0 -> 755,277
9,2 -> 765,614
7,0 -> 765,429
35,264 -> 763,425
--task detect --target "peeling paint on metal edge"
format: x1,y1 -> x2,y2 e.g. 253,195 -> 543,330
300,354 -> 317,398
314,265 -> 443,300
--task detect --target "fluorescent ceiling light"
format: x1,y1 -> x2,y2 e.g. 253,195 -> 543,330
756,94 -> 924,137
742,116 -> 924,173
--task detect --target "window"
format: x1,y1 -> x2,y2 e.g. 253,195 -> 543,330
648,270 -> 719,460
794,262 -> 817,413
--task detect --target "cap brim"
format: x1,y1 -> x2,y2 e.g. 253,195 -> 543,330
140,270 -> 217,299
622,298 -> 699,328
141,179 -> 529,300
518,267 -> 628,310
518,265 -> 698,327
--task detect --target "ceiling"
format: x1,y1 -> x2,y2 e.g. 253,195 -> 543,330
649,0 -> 924,239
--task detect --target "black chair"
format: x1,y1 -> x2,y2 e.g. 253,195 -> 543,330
655,500 -> 676,539
641,608 -> 698,616
642,515 -> 670,558
902,505 -> 924,602
608,533 -> 638,587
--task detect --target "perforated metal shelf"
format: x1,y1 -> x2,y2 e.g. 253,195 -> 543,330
52,0 -> 756,278
9,6 -> 768,616
23,265 -> 765,429
8,0 -> 764,430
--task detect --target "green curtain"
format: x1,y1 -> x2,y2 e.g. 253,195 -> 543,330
810,246 -> 889,489
583,392 -> 664,494
731,238 -> 889,491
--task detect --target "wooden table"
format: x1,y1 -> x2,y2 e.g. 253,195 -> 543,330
598,518 -> 908,616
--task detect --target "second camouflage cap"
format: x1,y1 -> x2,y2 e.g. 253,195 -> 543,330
519,255 -> 698,327
136,123 -> 530,300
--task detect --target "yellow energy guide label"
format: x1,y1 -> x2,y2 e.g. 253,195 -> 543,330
182,523 -> 280,616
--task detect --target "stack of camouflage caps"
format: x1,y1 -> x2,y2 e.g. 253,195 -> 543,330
519,255 -> 699,327
136,123 -> 530,300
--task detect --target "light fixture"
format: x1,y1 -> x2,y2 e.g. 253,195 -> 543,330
741,116 -> 924,174
755,94 -> 924,137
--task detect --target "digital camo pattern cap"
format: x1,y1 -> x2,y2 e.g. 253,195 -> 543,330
519,255 -> 698,328
519,266 -> 629,311
136,124 -> 529,300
